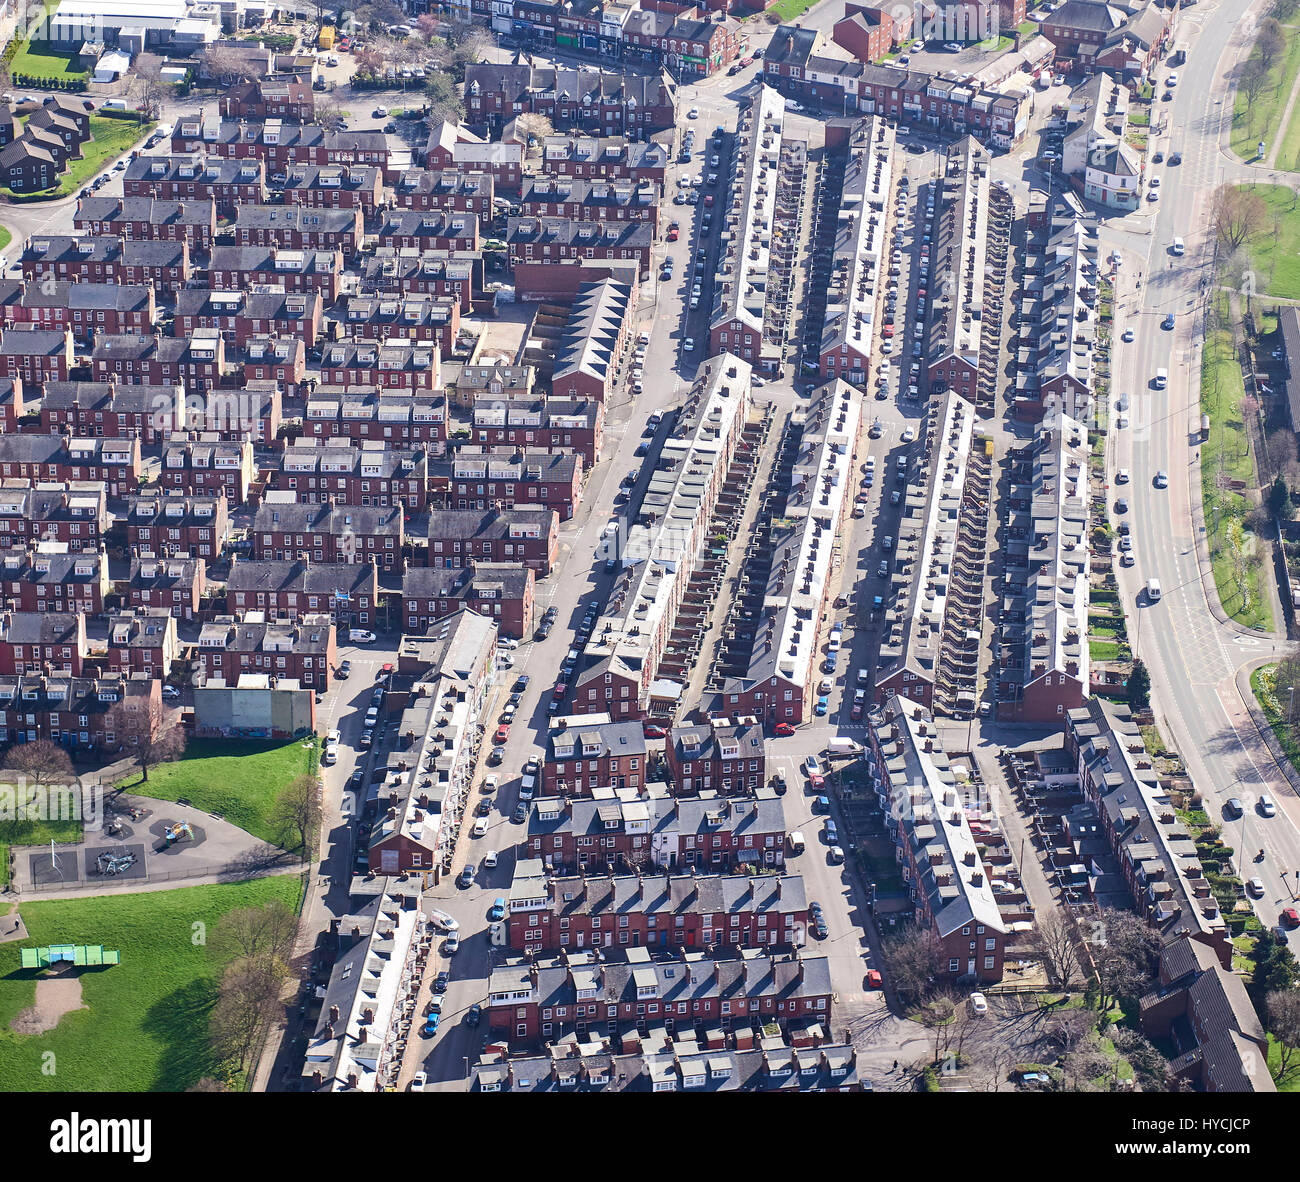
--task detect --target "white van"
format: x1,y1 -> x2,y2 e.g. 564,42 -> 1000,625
1172,237 -> 1185,256
1154,368 -> 1168,389
825,737 -> 864,758
101,98 -> 130,112
1146,578 -> 1162,602
788,830 -> 807,855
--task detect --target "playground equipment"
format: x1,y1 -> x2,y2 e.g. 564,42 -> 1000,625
163,821 -> 193,847
20,944 -> 120,969
97,850 -> 137,876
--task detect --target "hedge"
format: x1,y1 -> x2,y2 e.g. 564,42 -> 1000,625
10,73 -> 87,91
93,107 -> 147,120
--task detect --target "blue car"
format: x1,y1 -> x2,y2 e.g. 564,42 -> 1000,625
825,820 -> 839,844
815,795 -> 831,813
815,695 -> 829,715
422,1013 -> 440,1037
1162,313 -> 1175,330
489,896 -> 507,922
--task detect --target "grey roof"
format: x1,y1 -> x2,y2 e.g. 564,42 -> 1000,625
75,196 -> 215,228
423,507 -> 556,543
402,562 -> 532,600
226,558 -> 378,597
553,278 -> 632,387
252,500 -> 402,537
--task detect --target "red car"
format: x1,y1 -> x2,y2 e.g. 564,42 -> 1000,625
667,227 -> 679,241
865,970 -> 883,989
643,722 -> 667,738
1285,908 -> 1300,927
773,722 -> 796,736
552,683 -> 567,700
740,56 -> 754,66
494,724 -> 510,744
881,325 -> 895,337
850,702 -> 864,721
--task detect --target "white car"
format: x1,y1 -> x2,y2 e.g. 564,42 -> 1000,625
323,730 -> 341,764
411,1071 -> 428,1092
688,107 -> 699,119
428,909 -> 460,932
1116,468 -> 1130,483
900,427 -> 915,443
484,849 -> 499,868
683,337 -> 696,351
161,684 -> 181,699
472,817 -> 489,837
483,775 -> 498,793
499,636 -> 519,650
1248,877 -> 1265,897
638,331 -> 650,346
1153,470 -> 1169,488
969,991 -> 989,1016
1259,795 -> 1277,817
444,933 -> 460,954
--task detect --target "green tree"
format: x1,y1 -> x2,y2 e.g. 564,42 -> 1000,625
1268,474 -> 1290,520
1127,659 -> 1151,711
423,71 -> 465,124
1253,930 -> 1299,997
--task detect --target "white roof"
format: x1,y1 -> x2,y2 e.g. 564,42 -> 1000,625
54,0 -> 186,16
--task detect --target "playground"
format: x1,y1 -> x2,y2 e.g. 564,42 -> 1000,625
11,793 -> 287,895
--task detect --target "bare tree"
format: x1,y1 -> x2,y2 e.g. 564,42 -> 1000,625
1256,17 -> 1285,74
107,696 -> 185,783
515,112 -> 554,144
1089,908 -> 1162,1016
210,955 -> 289,1075
269,773 -> 322,858
919,994 -> 957,1066
415,13 -> 439,42
209,900 -> 299,967
880,926 -> 945,1007
1267,989 -> 1300,1082
315,94 -> 348,132
1029,911 -> 1081,989
133,56 -> 169,121
1240,57 -> 1271,129
203,44 -> 261,85
2,739 -> 74,788
1212,185 -> 1269,253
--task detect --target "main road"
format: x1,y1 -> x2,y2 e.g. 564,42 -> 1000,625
1105,0 -> 1300,942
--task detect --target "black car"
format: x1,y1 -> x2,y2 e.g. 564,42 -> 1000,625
337,660 -> 351,678
812,918 -> 830,939
514,674 -> 531,692
466,1004 -> 482,1027
508,692 -> 522,708
371,689 -> 384,706
513,802 -> 529,823
433,971 -> 449,993
348,769 -> 365,791
635,441 -> 650,457
534,622 -> 553,641
477,798 -> 492,817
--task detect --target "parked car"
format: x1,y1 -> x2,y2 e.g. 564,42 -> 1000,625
488,897 -> 507,921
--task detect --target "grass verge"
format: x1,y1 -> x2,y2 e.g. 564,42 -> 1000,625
0,875 -> 304,1091
1231,31 -> 1300,160
115,737 -> 317,846
0,116 -> 154,202
1242,182 -> 1300,301
0,226 -> 11,252
1201,305 -> 1274,631
1252,664 -> 1300,777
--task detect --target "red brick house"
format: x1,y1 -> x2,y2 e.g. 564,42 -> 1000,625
340,294 -> 460,354
172,289 -> 323,350
208,245 -> 343,303
0,280 -> 155,343
0,672 -> 158,754
505,866 -> 808,953
123,154 -> 267,214
73,196 -> 217,251
462,65 -> 677,135
219,77 -> 316,122
281,163 -> 383,214
126,492 -> 230,561
540,135 -> 669,190
664,720 -> 767,795
0,435 -> 141,498
160,436 -> 255,504
225,558 -> 381,627
394,168 -> 495,217
196,611 -> 337,691
506,216 -> 652,281
0,611 -> 89,677
525,791 -> 788,874
443,449 -> 583,521
302,389 -> 447,449
0,545 -> 110,616
469,398 -> 604,469
0,481 -> 107,552
271,441 -> 431,511
39,382 -> 183,447
0,328 -> 73,383
359,252 -> 477,312
318,340 -> 440,392
128,554 -> 207,621
401,561 -> 535,639
424,508 -> 558,577
252,498 -> 404,568
235,203 -> 364,258
102,608 -> 182,679
376,209 -> 480,254
519,176 -> 659,225
243,336 -> 307,396
543,718 -> 649,797
20,235 -> 191,294
91,333 -> 224,393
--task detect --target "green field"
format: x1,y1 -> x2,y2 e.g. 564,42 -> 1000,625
0,226 -> 12,252
1231,30 -> 1300,160
115,737 -> 317,846
758,0 -> 818,20
1201,309 -> 1274,632
0,876 -> 303,1091
9,40 -> 87,84
1241,183 -> 1300,301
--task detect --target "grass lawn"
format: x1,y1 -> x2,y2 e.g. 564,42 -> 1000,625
1201,308 -> 1274,631
0,817 -> 82,889
0,227 -> 11,252
9,40 -> 87,84
1231,31 -> 1300,160
1016,20 -> 1038,35
1268,1034 -> 1300,1091
758,0 -> 817,20
0,875 -> 303,1091
1242,183 -> 1300,301
115,737 -> 317,846
1089,640 -> 1127,662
